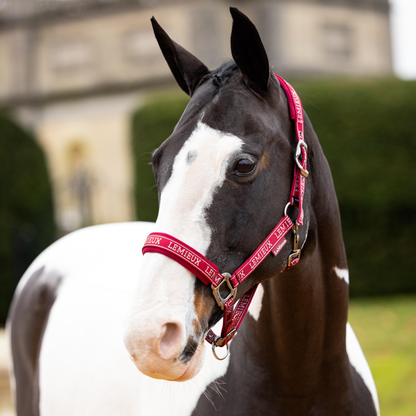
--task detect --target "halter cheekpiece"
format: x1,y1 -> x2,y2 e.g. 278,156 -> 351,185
142,74 -> 308,359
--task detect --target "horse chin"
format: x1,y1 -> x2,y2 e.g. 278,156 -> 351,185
172,342 -> 204,382
132,341 -> 205,382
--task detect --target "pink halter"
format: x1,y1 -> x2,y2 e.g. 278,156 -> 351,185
142,75 -> 308,359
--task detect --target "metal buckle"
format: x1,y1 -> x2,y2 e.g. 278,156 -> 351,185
295,140 -> 309,177
287,249 -> 301,267
287,221 -> 301,268
211,328 -> 237,360
211,273 -> 237,310
292,223 -> 299,251
214,329 -> 237,347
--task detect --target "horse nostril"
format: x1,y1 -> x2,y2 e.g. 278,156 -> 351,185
159,323 -> 183,360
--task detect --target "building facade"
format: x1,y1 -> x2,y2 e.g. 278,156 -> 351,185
0,0 -> 392,232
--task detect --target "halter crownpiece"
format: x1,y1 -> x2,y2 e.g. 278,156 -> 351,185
142,75 -> 308,359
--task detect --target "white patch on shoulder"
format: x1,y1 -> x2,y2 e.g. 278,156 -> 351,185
334,267 -> 349,284
38,222 -> 230,416
346,323 -> 380,416
248,283 -> 264,321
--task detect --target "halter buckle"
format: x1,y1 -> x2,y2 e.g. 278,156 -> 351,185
286,222 -> 301,268
287,249 -> 301,267
295,140 -> 309,177
211,273 -> 237,310
214,329 -> 237,348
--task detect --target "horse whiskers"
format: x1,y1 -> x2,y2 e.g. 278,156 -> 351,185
203,378 -> 227,409
203,390 -> 217,410
211,378 -> 227,397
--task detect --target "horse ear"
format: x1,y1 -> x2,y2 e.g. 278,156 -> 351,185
151,17 -> 209,96
230,7 -> 270,92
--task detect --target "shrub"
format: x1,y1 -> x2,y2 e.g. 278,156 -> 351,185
131,92 -> 189,222
292,78 -> 416,296
0,114 -> 56,324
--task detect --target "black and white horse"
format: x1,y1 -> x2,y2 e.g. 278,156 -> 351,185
7,8 -> 379,416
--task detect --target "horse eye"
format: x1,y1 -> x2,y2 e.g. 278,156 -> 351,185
235,159 -> 256,174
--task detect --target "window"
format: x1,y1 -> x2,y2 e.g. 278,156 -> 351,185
321,23 -> 353,60
123,29 -> 159,63
49,40 -> 93,72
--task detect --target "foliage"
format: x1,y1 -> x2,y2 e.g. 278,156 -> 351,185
291,78 -> 416,296
0,115 -> 56,324
131,79 -> 416,296
349,295 -> 416,416
131,91 -> 190,222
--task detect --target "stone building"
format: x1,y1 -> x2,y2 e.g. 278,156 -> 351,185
0,0 -> 392,233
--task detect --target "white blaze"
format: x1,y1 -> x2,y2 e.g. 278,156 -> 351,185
124,121 -> 243,366
156,121 -> 243,246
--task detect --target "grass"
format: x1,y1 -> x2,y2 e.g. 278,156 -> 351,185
349,295 -> 416,416
0,297 -> 414,416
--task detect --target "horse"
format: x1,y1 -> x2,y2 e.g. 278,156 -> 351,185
7,7 -> 379,416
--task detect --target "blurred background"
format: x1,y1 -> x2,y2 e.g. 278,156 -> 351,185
0,0 -> 415,415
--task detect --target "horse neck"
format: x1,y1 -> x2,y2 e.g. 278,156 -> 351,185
240,129 -> 349,392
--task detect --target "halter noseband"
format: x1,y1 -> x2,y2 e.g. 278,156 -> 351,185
142,75 -> 308,359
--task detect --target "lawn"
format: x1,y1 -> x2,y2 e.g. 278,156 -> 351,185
1,296 -> 414,416
349,295 -> 416,416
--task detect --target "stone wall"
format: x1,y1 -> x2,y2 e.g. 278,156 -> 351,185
0,0 -> 392,232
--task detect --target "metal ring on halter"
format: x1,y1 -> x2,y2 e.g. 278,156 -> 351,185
295,140 -> 309,177
212,342 -> 229,361
284,202 -> 292,217
295,139 -> 308,156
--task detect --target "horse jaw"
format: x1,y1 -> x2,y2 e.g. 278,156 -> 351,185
123,122 -> 243,381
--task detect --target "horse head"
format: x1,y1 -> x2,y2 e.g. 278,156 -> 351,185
123,8 -> 311,382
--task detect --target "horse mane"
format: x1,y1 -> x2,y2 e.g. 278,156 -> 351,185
210,61 -> 240,88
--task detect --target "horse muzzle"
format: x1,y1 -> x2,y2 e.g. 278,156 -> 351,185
123,254 -> 205,381
123,320 -> 204,381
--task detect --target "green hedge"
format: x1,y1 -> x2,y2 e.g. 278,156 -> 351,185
0,114 -> 56,324
132,92 -> 190,222
132,79 -> 416,297
292,78 -> 416,296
